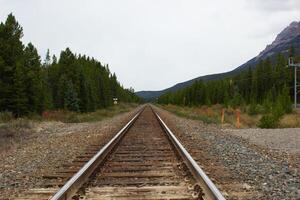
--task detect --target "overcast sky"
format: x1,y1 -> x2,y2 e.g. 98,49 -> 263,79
0,0 -> 299,91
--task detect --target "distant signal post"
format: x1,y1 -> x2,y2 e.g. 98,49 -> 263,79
113,98 -> 118,105
288,58 -> 300,109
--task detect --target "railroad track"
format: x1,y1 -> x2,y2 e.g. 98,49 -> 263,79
16,106 -> 225,200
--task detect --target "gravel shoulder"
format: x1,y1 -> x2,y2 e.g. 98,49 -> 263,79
224,128 -> 300,153
223,128 -> 300,171
154,105 -> 300,200
0,106 -> 141,199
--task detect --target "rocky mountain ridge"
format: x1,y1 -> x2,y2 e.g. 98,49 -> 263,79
137,21 -> 300,100
258,21 -> 300,58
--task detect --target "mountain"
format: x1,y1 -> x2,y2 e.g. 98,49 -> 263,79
136,21 -> 300,100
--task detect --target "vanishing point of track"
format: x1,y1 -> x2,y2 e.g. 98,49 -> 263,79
18,105 -> 225,200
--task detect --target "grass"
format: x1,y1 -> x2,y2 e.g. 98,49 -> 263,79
41,103 -> 138,123
0,103 -> 138,149
0,103 -> 138,124
158,104 -> 221,124
0,118 -> 33,134
159,104 -> 300,128
279,113 -> 300,128
158,104 -> 261,128
0,118 -> 33,149
0,111 -> 14,123
64,103 -> 138,123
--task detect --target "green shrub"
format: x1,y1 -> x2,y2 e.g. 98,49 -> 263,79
273,102 -> 285,119
259,92 -> 290,128
229,93 -> 243,108
196,115 -> 219,124
0,111 -> 14,122
66,113 -> 81,123
256,104 -> 265,114
9,118 -> 33,129
258,114 -> 279,128
248,104 -> 257,115
248,104 -> 265,115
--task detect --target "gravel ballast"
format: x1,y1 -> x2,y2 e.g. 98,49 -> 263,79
224,128 -> 300,153
155,106 -> 300,200
1,105 -> 299,200
0,107 -> 140,199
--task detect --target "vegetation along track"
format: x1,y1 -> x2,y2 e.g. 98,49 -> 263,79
16,106 -> 225,200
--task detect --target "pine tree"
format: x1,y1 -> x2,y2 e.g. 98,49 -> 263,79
52,55 -> 57,64
0,14 -> 25,114
24,43 -> 43,113
0,14 -> 139,116
44,49 -> 51,67
11,64 -> 28,116
280,85 -> 292,113
64,80 -> 79,111
78,73 -> 88,112
289,45 -> 295,58
41,70 -> 53,110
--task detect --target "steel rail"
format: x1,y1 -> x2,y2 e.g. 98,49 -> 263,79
50,107 -> 144,200
154,111 -> 226,200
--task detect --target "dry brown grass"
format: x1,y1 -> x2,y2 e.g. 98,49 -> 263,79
41,103 -> 138,123
159,104 -> 261,128
0,119 -> 34,149
159,104 -> 300,128
0,103 -> 139,149
279,113 -> 300,128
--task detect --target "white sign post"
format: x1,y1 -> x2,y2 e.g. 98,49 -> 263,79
288,58 -> 300,109
113,98 -> 118,105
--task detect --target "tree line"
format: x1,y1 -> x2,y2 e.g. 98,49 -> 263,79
0,14 -> 139,117
158,48 -> 298,118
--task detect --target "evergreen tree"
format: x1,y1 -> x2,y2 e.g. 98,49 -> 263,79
158,51 -> 294,118
23,43 -> 43,113
0,13 -> 140,116
78,72 -> 88,112
11,64 -> 28,116
64,80 -> 80,111
52,55 -> 57,64
0,14 -> 24,115
289,45 -> 295,58
44,49 -> 51,67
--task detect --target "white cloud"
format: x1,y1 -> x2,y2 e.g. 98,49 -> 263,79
246,0 -> 300,12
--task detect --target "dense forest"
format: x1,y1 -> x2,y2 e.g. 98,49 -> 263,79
158,48 -> 299,126
0,14 -> 139,117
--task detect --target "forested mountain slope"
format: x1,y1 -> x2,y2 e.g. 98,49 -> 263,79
137,21 -> 300,100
